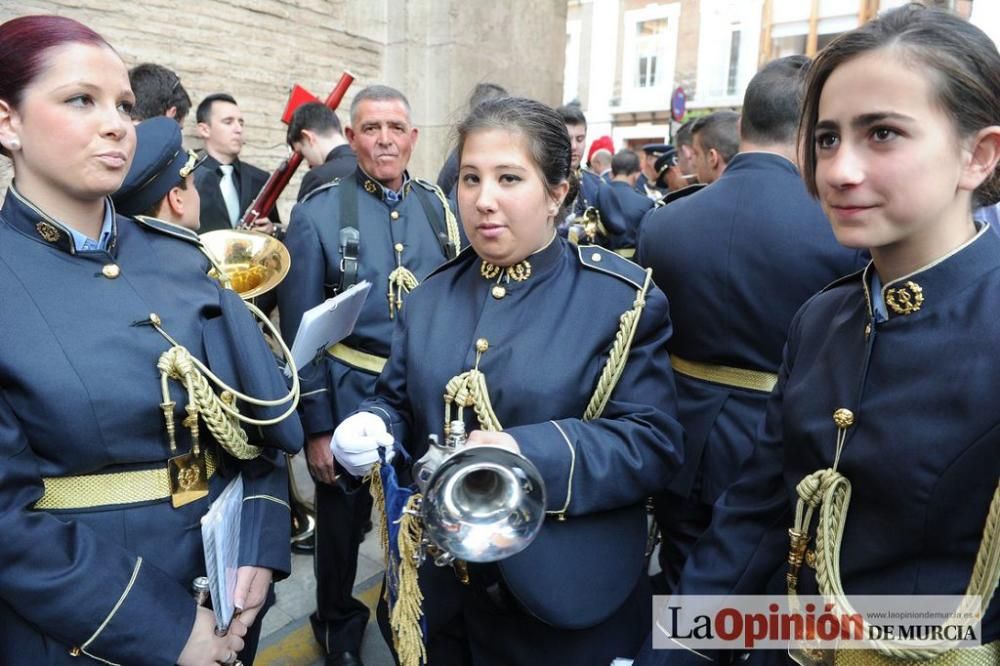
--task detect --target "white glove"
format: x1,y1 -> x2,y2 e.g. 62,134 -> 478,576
331,411 -> 395,477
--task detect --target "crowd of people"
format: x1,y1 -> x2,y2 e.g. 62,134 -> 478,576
0,2 -> 998,666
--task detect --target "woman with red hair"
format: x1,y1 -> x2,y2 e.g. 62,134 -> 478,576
0,15 -> 302,666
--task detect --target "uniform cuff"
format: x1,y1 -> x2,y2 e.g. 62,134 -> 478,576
239,494 -> 293,580
82,557 -> 196,666
505,421 -> 575,516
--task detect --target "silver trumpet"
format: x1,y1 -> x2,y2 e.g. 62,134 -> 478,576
411,421 -> 546,566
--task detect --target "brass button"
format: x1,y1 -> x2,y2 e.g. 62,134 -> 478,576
475,338 -> 489,353
102,264 -> 120,279
492,285 -> 506,299
833,408 -> 854,428
390,210 -> 400,220
591,252 -> 602,262
394,243 -> 404,252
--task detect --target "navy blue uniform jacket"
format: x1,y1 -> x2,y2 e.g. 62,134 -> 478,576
296,145 -> 358,202
597,179 -> 655,250
572,168 -> 603,215
636,152 -> 866,502
640,226 -> 1000,664
278,168 -> 457,434
0,187 -> 303,665
362,238 -> 685,659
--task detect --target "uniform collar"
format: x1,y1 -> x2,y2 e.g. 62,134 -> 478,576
355,166 -> 411,204
325,144 -> 354,163
862,222 -> 998,321
65,202 -> 115,252
2,185 -> 119,256
202,153 -> 240,175
723,151 -> 799,177
479,232 -> 562,285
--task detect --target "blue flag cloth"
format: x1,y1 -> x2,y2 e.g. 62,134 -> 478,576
375,451 -> 429,664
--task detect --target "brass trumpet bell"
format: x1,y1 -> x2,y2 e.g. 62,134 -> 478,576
200,230 -> 291,299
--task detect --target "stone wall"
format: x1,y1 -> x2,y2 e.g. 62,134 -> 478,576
0,0 -> 566,218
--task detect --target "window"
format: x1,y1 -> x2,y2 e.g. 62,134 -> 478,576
696,0 -> 762,104
771,33 -> 807,58
726,30 -> 742,96
816,31 -> 845,51
564,20 -> 581,103
621,3 -> 681,110
635,18 -> 669,89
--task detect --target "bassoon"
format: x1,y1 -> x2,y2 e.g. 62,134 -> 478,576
238,71 -> 355,229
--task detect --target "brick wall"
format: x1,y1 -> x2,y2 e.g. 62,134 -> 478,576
0,0 -> 565,219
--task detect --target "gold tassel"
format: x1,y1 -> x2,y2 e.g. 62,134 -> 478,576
391,494 -> 428,666
366,463 -> 390,569
387,244 -> 419,319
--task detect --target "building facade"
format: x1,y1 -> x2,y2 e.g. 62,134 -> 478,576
0,0 -> 567,218
565,0 -> 983,155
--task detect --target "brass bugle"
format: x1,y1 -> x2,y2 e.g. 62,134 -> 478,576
200,229 -> 290,299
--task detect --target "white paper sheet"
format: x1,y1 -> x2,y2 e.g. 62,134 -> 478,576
201,474 -> 243,631
286,281 -> 372,375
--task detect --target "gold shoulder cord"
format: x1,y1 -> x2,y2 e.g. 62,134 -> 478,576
149,300 -> 300,461
375,266 -> 654,666
427,183 -> 462,255
583,268 -> 652,420
788,410 -> 1000,662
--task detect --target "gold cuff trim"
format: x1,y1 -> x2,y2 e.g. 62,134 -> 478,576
614,248 -> 636,259
545,420 -> 576,520
243,494 -> 291,509
327,342 -> 387,374
35,450 -> 218,511
832,641 -> 999,665
78,649 -> 121,666
81,556 -> 142,655
670,354 -> 778,393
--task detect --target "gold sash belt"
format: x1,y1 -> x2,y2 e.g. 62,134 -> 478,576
833,640 -> 999,665
327,342 -> 387,375
670,354 -> 778,393
34,449 -> 218,511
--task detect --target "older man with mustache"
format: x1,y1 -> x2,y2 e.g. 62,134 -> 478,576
277,85 -> 461,666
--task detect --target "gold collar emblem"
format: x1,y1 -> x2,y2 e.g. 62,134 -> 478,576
363,178 -> 378,194
36,221 -> 61,243
480,259 -> 531,282
885,280 -> 924,316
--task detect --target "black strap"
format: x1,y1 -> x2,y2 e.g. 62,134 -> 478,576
337,178 -> 360,293
411,185 -> 457,259
336,181 -> 455,295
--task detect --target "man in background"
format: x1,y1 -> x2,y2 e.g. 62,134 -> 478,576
637,56 -> 866,592
688,111 -> 740,185
114,117 -> 203,231
288,102 -> 357,201
128,63 -> 191,125
595,149 -> 653,255
193,93 -> 280,235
